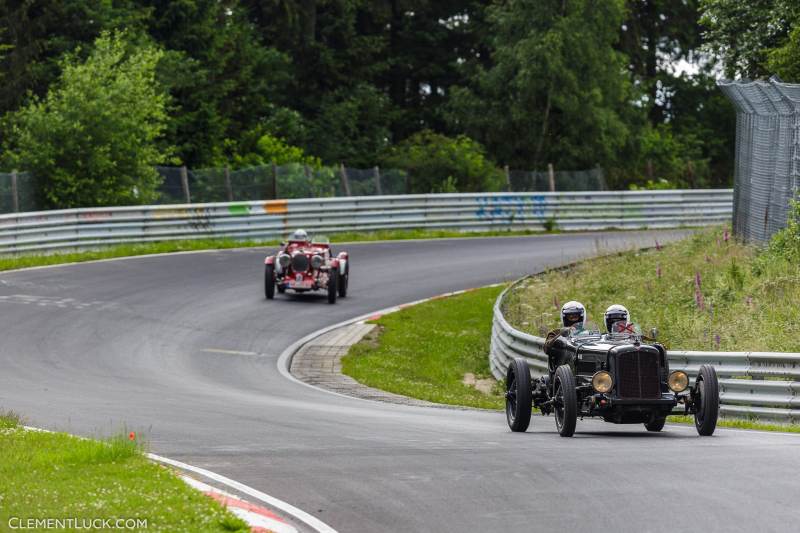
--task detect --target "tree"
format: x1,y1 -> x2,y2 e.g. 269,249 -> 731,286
382,130 -> 503,193
0,1 -> 141,116
448,0 -> 633,171
700,0 -> 800,78
3,32 -> 171,208
139,0 -> 294,167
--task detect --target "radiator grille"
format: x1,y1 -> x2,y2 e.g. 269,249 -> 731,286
291,253 -> 309,272
616,351 -> 660,398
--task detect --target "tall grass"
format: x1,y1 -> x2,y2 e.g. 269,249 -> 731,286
504,226 -> 799,352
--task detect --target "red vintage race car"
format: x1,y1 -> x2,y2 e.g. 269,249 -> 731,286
264,230 -> 349,304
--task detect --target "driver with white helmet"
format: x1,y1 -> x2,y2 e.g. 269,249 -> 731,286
603,304 -> 630,334
544,301 -> 587,354
288,229 -> 310,243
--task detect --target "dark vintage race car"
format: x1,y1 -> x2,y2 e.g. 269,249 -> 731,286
264,231 -> 349,304
505,322 -> 720,437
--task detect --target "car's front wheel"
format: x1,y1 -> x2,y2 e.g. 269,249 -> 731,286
338,263 -> 348,298
506,358 -> 532,432
554,364 -> 577,437
694,364 -> 719,436
645,416 -> 667,432
264,264 -> 275,300
327,268 -> 338,304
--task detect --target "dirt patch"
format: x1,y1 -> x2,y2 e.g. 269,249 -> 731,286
462,373 -> 497,395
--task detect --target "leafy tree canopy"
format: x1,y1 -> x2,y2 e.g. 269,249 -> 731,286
3,32 -> 172,208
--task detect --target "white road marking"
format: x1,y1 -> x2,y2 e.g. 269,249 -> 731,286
201,348 -> 263,357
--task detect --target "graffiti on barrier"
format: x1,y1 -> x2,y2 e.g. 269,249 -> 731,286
475,196 -> 547,220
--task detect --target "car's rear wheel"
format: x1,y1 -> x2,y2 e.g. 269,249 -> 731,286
554,365 -> 577,437
506,358 -> 532,432
338,263 -> 348,298
264,264 -> 275,300
645,416 -> 667,432
694,364 -> 719,436
327,268 -> 338,304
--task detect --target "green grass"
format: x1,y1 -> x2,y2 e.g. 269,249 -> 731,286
0,228 -> 557,273
667,415 -> 800,433
0,412 -> 249,532
341,285 -> 507,410
503,226 -> 800,352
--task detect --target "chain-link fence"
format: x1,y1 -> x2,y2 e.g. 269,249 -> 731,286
0,172 -> 38,213
507,167 -> 606,192
719,77 -> 800,243
0,164 -> 610,214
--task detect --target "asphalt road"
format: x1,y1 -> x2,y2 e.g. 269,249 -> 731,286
1,230 -> 798,533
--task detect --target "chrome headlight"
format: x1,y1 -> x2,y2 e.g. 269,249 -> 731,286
310,254 -> 324,269
592,371 -> 613,393
278,253 -> 291,269
668,370 -> 689,392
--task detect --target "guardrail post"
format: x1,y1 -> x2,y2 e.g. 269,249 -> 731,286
374,166 -> 382,195
271,162 -> 278,200
504,165 -> 512,191
548,163 -> 555,192
10,170 -> 19,213
339,163 -> 352,196
180,166 -> 191,203
224,166 -> 233,202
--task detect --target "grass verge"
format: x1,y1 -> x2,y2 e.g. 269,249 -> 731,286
667,415 -> 800,433
341,285 -> 507,410
0,228 -> 554,273
503,226 -> 800,352
0,411 -> 249,532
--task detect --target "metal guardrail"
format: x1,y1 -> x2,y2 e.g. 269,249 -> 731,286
0,190 -> 732,254
489,280 -> 800,423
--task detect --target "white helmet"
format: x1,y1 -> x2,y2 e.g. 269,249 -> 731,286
289,229 -> 309,242
604,304 -> 630,333
561,301 -> 586,328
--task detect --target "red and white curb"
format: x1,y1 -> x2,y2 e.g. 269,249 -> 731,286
148,453 -> 338,533
181,475 -> 297,533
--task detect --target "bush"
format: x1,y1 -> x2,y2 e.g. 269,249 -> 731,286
2,32 -> 172,209
382,130 -> 504,194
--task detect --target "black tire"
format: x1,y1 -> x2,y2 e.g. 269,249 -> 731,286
694,364 -> 719,436
264,264 -> 275,300
327,268 -> 338,304
506,358 -> 532,432
645,416 -> 667,432
338,263 -> 348,298
554,364 -> 578,437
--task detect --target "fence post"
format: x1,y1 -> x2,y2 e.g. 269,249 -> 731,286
504,165 -> 511,192
547,163 -> 555,192
10,170 -> 19,213
224,166 -> 233,202
180,165 -> 191,203
374,166 -> 382,195
271,162 -> 278,200
339,163 -> 352,196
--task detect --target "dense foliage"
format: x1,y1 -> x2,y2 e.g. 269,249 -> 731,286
3,32 -> 170,208
1,0 -> 799,205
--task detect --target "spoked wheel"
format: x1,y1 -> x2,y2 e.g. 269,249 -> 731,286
505,358 -> 532,432
264,264 -> 275,300
645,416 -> 667,432
693,364 -> 719,436
327,267 -> 338,304
553,364 -> 578,437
